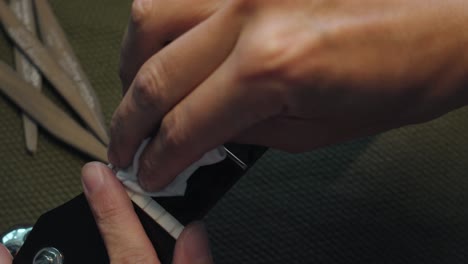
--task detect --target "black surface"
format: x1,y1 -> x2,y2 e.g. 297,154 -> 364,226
13,144 -> 266,264
13,194 -> 108,264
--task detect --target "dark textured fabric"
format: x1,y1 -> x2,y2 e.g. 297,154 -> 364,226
1,1 -> 468,263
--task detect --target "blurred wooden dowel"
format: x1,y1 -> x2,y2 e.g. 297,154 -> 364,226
34,0 -> 108,143
0,62 -> 108,162
0,1 -> 110,145
10,0 -> 42,154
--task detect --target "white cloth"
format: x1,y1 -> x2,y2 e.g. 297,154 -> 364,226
115,139 -> 226,197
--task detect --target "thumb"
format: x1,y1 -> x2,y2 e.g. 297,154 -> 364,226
0,244 -> 12,263
173,221 -> 213,264
81,162 -> 159,264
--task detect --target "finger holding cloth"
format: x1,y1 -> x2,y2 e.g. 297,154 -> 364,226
109,2 -> 245,177
119,0 -> 221,93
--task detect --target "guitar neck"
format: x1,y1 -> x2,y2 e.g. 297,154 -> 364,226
13,144 -> 267,264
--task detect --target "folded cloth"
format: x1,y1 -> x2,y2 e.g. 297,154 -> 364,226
115,139 -> 226,197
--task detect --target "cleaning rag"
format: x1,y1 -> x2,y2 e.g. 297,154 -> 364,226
115,139 -> 226,197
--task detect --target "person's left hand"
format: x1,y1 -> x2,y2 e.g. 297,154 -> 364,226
0,162 -> 214,264
0,243 -> 12,264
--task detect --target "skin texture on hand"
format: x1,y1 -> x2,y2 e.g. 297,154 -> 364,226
0,244 -> 12,263
81,162 -> 214,264
109,0 -> 468,191
0,162 -> 214,264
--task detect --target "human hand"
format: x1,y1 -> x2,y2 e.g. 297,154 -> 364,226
109,0 -> 468,191
0,162 -> 213,264
0,243 -> 12,264
81,162 -> 214,264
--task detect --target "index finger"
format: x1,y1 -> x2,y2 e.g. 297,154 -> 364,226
137,54 -> 283,190
109,2 -> 243,168
119,0 -> 220,93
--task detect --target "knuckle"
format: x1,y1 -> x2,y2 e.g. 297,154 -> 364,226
158,112 -> 189,153
236,20 -> 328,83
132,63 -> 168,112
138,111 -> 190,191
232,22 -> 332,117
138,154 -> 157,179
236,30 -> 298,81
130,0 -> 151,25
233,35 -> 294,116
138,157 -> 168,191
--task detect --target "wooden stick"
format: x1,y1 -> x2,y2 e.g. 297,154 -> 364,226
0,62 -> 108,162
10,0 -> 42,154
34,0 -> 108,144
0,1 -> 109,145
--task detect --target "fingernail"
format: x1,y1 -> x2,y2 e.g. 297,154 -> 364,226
184,222 -> 212,262
82,162 -> 105,196
132,0 -> 152,22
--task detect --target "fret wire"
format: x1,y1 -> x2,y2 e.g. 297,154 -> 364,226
223,147 -> 248,170
108,163 -> 185,240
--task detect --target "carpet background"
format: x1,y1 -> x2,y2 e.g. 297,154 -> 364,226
1,1 -> 467,263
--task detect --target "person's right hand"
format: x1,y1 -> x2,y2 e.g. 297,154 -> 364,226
110,0 -> 468,191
